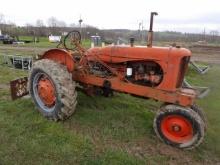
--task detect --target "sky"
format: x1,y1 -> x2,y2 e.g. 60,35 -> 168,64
0,0 -> 219,33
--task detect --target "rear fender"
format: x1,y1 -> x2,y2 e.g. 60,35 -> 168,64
40,49 -> 75,72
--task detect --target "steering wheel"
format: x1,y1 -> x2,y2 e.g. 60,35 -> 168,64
64,30 -> 81,50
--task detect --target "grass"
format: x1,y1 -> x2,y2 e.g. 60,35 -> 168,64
0,38 -> 92,66
0,36 -> 91,49
0,48 -> 220,164
186,64 -> 220,160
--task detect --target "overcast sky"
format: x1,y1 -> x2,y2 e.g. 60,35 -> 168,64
0,0 -> 219,33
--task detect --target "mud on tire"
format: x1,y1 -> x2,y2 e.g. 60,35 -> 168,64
28,59 -> 77,121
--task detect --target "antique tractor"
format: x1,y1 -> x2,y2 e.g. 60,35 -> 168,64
11,12 -> 206,149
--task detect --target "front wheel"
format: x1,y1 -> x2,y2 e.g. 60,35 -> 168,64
191,104 -> 207,130
28,59 -> 77,121
153,104 -> 205,149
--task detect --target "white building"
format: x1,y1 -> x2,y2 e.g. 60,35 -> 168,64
49,35 -> 61,43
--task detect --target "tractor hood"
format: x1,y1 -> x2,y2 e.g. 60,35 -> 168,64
87,45 -> 191,63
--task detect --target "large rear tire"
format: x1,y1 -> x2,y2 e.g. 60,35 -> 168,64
28,59 -> 77,121
153,104 -> 205,149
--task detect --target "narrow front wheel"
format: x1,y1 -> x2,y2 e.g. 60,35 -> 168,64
153,104 -> 205,149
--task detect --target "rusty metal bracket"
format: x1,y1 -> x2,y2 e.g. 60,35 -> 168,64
10,77 -> 29,100
182,79 -> 210,99
190,61 -> 210,74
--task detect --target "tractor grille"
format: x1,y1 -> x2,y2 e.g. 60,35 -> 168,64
176,56 -> 190,88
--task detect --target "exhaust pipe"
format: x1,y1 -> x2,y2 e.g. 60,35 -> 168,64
130,37 -> 135,47
147,12 -> 158,47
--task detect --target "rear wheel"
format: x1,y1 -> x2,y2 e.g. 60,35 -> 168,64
153,104 -> 205,149
28,59 -> 77,121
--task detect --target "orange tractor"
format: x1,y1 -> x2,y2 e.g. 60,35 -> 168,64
11,12 -> 206,149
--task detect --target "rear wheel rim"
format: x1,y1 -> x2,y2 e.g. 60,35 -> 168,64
161,115 -> 193,143
33,72 -> 56,112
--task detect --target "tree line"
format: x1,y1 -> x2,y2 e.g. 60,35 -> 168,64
0,14 -> 102,39
0,13 -> 219,43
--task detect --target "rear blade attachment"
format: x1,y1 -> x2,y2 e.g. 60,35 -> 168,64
10,77 -> 29,100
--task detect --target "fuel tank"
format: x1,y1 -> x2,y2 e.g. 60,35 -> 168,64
87,45 -> 191,63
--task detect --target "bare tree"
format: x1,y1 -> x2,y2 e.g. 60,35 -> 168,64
47,17 -> 67,35
0,14 -> 6,33
57,20 -> 66,27
25,23 -> 35,36
5,21 -> 17,37
36,19 -> 44,27
210,30 -> 219,42
70,23 -> 77,27
47,17 -> 59,35
47,17 -> 58,27
36,19 -> 46,36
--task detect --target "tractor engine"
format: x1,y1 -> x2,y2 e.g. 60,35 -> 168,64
126,61 -> 163,87
88,61 -> 113,77
87,60 -> 163,87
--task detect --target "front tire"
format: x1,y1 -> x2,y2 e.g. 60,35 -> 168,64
191,104 -> 207,130
28,59 -> 77,121
153,104 -> 205,149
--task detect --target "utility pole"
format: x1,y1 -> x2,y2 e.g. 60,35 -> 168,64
79,16 -> 83,38
141,20 -> 144,43
139,22 -> 142,42
203,28 -> 206,41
